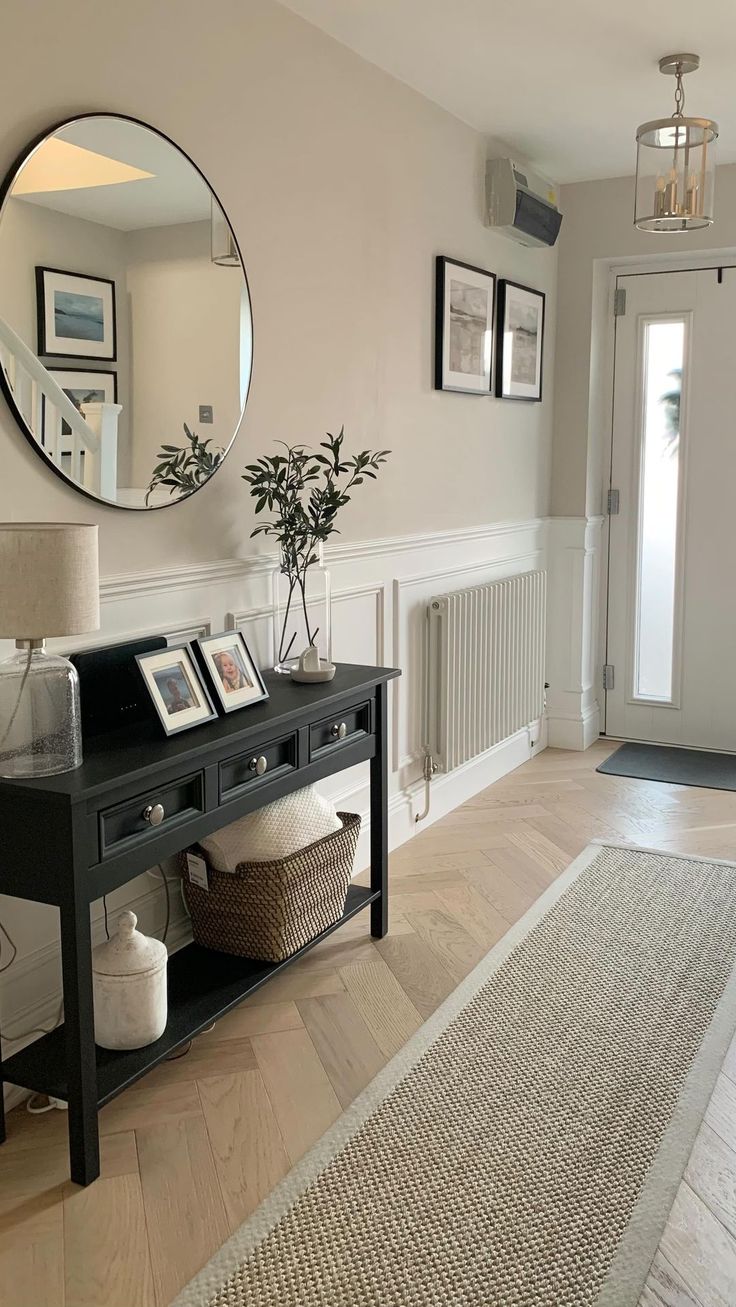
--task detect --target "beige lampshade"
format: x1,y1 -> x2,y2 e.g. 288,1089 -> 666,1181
0,523 -> 100,638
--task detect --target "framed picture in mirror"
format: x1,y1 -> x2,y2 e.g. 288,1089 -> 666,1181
195,631 -> 268,714
43,369 -> 117,440
136,644 -> 218,736
36,267 -> 117,360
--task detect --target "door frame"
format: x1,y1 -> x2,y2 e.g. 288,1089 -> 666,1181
596,249 -> 736,739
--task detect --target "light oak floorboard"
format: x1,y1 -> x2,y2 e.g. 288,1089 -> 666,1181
297,992 -> 386,1108
251,1028 -> 341,1165
198,1070 -> 290,1231
136,1114 -> 229,1306
63,1173 -> 154,1307
339,957 -> 423,1054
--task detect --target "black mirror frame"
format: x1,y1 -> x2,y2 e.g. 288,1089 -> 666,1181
0,111 -> 253,511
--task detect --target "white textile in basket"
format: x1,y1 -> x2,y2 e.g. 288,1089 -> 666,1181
199,786 -> 341,872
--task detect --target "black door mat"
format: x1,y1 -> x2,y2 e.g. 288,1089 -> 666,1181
598,742 -> 736,792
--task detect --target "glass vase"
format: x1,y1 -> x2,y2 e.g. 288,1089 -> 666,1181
0,641 -> 82,777
272,544 -> 331,674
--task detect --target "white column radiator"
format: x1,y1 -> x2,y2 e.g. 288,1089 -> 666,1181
426,570 -> 547,772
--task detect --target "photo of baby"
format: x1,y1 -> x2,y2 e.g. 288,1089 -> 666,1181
212,647 -> 254,695
196,631 -> 268,714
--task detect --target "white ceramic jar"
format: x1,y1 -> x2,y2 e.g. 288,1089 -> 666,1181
92,910 -> 168,1050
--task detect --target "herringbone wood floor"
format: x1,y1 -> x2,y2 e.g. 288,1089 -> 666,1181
2,739 -> 736,1306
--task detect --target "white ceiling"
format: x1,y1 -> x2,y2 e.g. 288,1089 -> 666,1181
278,0 -> 736,182
16,117 -> 211,229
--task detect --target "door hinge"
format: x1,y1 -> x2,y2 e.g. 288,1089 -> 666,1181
603,664 -> 615,691
613,288 -> 627,317
607,488 -> 620,515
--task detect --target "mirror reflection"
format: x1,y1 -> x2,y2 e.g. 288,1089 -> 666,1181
0,115 -> 251,509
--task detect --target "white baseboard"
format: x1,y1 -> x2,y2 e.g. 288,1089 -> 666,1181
547,702 -> 601,751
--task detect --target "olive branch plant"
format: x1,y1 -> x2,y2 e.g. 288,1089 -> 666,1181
243,428 -> 390,667
146,423 -> 223,505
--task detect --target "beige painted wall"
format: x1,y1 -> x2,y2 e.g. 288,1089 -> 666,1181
0,0 -> 556,576
552,163 -> 736,517
125,221 -> 242,491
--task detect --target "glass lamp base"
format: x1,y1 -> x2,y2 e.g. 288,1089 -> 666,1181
0,645 -> 83,778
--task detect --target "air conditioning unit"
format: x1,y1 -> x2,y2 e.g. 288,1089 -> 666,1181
485,158 -> 562,247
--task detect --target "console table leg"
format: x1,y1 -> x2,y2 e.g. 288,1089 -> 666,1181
60,897 -> 100,1185
370,680 -> 389,938
0,1044 -> 6,1144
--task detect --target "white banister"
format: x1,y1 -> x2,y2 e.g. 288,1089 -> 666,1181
82,402 -> 122,500
0,316 -> 99,452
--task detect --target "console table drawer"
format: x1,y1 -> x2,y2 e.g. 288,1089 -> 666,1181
310,701 -> 372,759
99,772 -> 205,856
219,731 -> 297,800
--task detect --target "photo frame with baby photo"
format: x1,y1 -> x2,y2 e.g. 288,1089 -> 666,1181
135,644 -> 218,736
195,631 -> 269,714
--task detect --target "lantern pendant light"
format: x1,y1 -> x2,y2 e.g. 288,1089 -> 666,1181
634,54 -> 718,232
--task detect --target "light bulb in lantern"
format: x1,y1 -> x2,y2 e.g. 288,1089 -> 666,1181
654,175 -> 667,217
664,166 -> 678,214
686,172 -> 700,216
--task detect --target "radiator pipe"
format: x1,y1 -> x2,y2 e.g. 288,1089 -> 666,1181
415,750 -> 438,824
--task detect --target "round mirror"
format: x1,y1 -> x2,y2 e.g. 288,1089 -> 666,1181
0,114 -> 251,509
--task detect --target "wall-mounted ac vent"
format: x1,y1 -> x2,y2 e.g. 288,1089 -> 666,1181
485,158 -> 562,248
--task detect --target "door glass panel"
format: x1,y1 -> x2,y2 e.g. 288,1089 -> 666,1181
634,317 -> 686,702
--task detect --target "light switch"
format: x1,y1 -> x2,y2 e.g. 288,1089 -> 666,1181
198,405 -> 213,424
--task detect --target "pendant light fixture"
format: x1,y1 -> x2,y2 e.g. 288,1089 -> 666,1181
211,196 -> 240,266
634,54 -> 718,232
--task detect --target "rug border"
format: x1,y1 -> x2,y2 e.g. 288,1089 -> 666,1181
170,840 -> 736,1307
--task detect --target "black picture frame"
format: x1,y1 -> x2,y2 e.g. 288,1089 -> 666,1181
42,368 -> 118,446
36,265 -> 117,362
495,279 -> 545,402
195,630 -> 269,714
135,644 -> 218,736
434,255 -> 496,394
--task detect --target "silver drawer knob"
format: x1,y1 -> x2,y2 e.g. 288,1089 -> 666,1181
331,721 -> 347,740
142,803 -> 165,827
249,755 -> 268,775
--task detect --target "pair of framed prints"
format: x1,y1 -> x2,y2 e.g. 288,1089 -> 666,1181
434,255 -> 545,401
136,631 -> 267,738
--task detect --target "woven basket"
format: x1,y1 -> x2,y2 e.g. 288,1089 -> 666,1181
180,812 -> 360,963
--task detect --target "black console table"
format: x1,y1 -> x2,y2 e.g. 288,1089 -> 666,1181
0,662 -> 399,1185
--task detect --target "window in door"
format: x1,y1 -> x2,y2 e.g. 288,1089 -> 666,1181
632,315 -> 688,704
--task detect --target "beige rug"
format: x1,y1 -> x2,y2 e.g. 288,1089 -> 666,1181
172,842 -> 736,1307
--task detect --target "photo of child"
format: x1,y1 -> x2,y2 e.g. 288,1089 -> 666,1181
196,631 -> 268,714
153,664 -> 200,716
212,647 -> 254,694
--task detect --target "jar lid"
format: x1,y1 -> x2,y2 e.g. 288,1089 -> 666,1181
92,910 -> 168,977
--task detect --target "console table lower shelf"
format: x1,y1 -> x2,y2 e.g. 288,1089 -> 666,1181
4,884 -> 378,1107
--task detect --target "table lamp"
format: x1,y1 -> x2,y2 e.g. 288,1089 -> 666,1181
0,523 -> 99,778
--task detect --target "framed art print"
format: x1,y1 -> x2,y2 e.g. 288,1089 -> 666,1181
36,266 -> 117,360
496,280 -> 545,401
195,631 -> 269,713
136,644 -> 218,736
44,369 -> 117,443
435,256 -> 495,394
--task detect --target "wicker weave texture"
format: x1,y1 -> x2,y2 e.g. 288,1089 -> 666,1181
181,812 -> 359,963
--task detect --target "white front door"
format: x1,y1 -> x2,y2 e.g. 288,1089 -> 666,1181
605,266 -> 736,749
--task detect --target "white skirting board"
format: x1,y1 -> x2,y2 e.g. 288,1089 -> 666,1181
1,516 -> 600,1110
